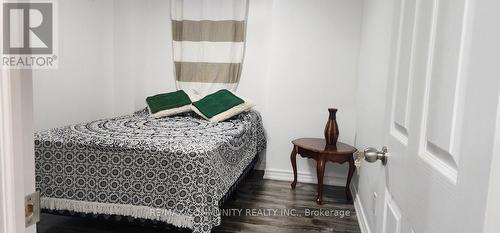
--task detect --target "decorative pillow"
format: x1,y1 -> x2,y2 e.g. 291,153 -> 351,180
146,90 -> 192,118
192,89 -> 255,122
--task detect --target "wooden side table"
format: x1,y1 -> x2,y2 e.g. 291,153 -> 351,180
290,138 -> 357,205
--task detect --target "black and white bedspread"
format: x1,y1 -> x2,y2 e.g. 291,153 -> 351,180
34,109 -> 265,233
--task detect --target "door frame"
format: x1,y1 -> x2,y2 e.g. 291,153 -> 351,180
0,68 -> 37,233
0,69 -> 36,233
0,69 -> 20,233
483,92 -> 500,233
0,1 -> 36,231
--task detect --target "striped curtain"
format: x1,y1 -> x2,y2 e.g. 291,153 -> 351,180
171,0 -> 248,98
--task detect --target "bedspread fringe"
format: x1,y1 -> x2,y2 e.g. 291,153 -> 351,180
41,197 -> 194,229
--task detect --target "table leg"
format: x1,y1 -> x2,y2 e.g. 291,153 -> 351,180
290,146 -> 298,189
316,158 -> 325,205
346,156 -> 355,201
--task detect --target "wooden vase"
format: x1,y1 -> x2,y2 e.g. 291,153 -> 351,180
324,108 -> 339,147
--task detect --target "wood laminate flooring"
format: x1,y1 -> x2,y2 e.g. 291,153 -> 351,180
38,171 -> 362,233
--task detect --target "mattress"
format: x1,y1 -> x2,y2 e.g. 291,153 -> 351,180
34,109 -> 266,233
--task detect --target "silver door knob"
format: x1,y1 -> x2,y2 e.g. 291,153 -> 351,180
362,146 -> 388,165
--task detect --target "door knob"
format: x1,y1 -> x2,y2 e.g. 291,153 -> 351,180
358,146 -> 388,165
355,146 -> 387,168
354,146 -> 388,174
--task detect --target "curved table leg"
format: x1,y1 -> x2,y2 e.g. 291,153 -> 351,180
316,158 -> 326,205
290,146 -> 298,189
346,156 -> 355,201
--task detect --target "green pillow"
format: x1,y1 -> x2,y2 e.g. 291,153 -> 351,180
146,90 -> 191,115
192,89 -> 244,118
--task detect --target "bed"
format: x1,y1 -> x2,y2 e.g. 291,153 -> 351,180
34,108 -> 266,233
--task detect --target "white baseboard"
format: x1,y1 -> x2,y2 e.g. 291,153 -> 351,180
351,183 -> 372,233
263,168 -> 346,186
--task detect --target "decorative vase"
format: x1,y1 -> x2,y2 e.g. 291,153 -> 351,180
324,108 -> 339,146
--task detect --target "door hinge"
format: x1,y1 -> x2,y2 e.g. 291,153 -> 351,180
25,191 -> 40,227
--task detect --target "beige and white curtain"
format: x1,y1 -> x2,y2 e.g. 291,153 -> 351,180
171,0 -> 248,98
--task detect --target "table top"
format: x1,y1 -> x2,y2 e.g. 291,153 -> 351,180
292,138 -> 357,155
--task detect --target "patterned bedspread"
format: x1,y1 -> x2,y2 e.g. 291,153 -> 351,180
35,109 -> 265,233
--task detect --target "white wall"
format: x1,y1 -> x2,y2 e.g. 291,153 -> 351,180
33,0 -> 364,183
261,0 -> 363,183
234,0 -> 274,169
112,0 -> 176,116
352,0 -> 396,232
33,0 -> 115,131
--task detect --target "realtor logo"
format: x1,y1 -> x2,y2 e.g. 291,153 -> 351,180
2,1 -> 57,69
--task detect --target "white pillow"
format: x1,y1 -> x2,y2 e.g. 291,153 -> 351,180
209,97 -> 255,122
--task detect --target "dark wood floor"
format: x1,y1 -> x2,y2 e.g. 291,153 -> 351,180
38,171 -> 361,233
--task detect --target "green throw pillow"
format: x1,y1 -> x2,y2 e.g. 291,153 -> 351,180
146,90 -> 192,117
192,89 -> 244,119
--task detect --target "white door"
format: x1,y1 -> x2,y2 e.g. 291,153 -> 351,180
375,0 -> 500,232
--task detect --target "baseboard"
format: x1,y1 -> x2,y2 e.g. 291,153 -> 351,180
351,183 -> 372,233
263,168 -> 345,187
